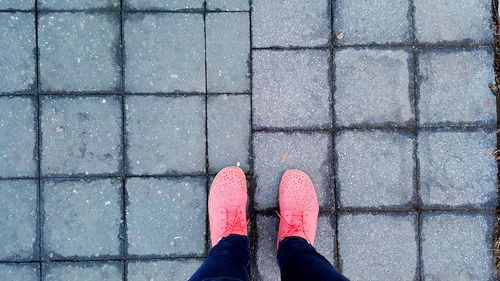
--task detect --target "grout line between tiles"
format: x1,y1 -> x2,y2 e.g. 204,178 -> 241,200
409,0 -> 424,278
34,0 -> 43,280
202,0 -> 211,258
329,0 -> 342,273
247,0 -> 259,279
118,2 -> 129,281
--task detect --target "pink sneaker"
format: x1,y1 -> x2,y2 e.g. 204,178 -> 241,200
276,169 -> 319,248
208,166 -> 248,247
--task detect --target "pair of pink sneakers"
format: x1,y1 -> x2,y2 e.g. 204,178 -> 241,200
209,166 -> 319,248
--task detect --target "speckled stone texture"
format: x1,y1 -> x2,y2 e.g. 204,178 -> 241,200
0,180 -> 37,260
0,0 -> 497,277
125,0 -> 204,10
255,215 -> 281,281
418,49 -> 495,126
0,0 -> 34,9
334,48 -> 413,126
256,215 -> 336,281
124,13 -> 205,93
336,130 -> 415,208
253,50 -> 331,128
314,216 -> 336,264
422,213 -> 495,281
206,13 -> 250,93
0,96 -> 37,177
207,0 -> 249,11
42,179 -> 122,258
126,177 -> 206,256
39,0 -> 120,9
418,131 -> 497,208
252,0 -> 330,47
333,0 -> 411,45
125,96 -> 205,175
128,260 -> 202,281
43,262 -> 122,281
40,96 -> 122,176
0,13 -> 35,94
414,0 -> 492,44
208,95 -> 251,173
0,264 -> 39,281
253,132 -> 333,210
39,12 -> 120,92
339,213 -> 418,280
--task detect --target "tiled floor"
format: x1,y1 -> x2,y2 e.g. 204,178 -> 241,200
0,0 -> 497,280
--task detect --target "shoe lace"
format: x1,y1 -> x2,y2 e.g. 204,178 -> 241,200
222,209 -> 249,238
275,210 -> 311,243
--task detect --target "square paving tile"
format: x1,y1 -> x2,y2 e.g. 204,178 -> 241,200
126,177 -> 206,256
42,178 -> 122,258
40,96 -> 122,176
418,130 -> 497,208
333,0 -> 411,45
39,12 -> 120,92
256,215 -> 335,281
338,213 -> 418,280
125,96 -> 205,175
124,0 -> 204,10
414,0 -> 492,44
253,50 -> 331,129
252,0 -> 330,47
0,264 -> 39,281
0,13 -> 35,94
208,95 -> 251,173
0,96 -> 37,177
207,0 -> 249,11
128,260 -> 202,281
418,49 -> 495,126
0,180 -> 38,260
336,130 -> 415,208
334,48 -> 413,126
39,0 -> 119,10
0,0 -> 34,9
253,132 -> 333,210
422,213 -> 495,280
43,262 -> 122,281
124,13 -> 205,93
206,13 -> 250,93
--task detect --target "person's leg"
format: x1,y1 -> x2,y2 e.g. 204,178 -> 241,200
188,166 -> 250,281
276,169 -> 349,281
189,234 -> 251,281
277,237 -> 348,281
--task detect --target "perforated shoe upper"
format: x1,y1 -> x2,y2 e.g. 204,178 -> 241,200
208,166 -> 248,247
277,169 -> 319,248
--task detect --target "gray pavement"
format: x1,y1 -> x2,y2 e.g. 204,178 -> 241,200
0,0 -> 497,280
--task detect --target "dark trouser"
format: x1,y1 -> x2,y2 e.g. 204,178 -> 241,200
189,235 -> 349,281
